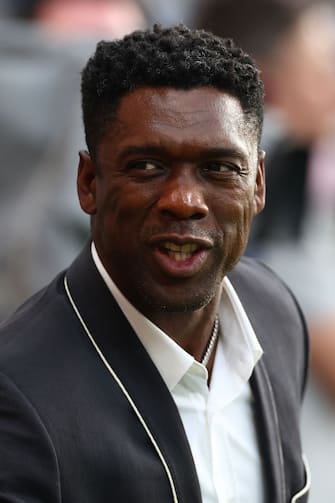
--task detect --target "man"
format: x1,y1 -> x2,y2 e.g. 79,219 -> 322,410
0,24 -> 309,502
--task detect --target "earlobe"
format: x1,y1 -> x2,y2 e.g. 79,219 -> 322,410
254,150 -> 266,214
77,150 -> 97,215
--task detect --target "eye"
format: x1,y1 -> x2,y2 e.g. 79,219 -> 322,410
139,161 -> 158,171
127,160 -> 165,173
202,161 -> 240,174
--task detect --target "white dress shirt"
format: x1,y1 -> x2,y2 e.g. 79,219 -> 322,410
92,242 -> 265,503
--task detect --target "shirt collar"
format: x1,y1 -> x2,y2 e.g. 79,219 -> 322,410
91,242 -> 263,391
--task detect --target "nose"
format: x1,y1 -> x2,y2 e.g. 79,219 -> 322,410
156,172 -> 209,220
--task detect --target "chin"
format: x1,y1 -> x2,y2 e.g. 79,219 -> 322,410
133,279 -> 219,315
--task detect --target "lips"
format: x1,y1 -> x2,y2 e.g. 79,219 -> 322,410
149,235 -> 213,277
161,241 -> 199,261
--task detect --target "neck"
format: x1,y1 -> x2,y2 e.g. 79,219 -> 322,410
147,294 -> 221,363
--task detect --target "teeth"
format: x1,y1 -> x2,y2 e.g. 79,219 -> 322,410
169,251 -> 192,261
161,242 -> 200,262
163,242 -> 199,253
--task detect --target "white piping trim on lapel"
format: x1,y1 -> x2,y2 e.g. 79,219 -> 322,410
260,361 -> 287,503
291,454 -> 311,503
64,275 -> 179,503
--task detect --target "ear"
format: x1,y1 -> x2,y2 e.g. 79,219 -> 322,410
253,149 -> 266,215
77,150 -> 97,215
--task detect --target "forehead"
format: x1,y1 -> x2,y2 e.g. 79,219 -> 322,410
101,87 -> 256,156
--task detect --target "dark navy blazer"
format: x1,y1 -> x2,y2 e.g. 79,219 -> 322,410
0,244 -> 309,502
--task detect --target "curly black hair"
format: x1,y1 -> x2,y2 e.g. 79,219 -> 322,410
81,24 -> 264,157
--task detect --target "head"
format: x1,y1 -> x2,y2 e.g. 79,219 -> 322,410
81,23 -> 264,158
78,24 -> 265,316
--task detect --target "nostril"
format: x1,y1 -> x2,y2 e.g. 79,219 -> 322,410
159,209 -> 207,220
192,213 -> 206,220
159,209 -> 172,218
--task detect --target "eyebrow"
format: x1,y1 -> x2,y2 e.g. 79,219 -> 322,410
119,145 -> 248,162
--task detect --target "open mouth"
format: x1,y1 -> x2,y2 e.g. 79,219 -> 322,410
149,235 -> 212,277
160,241 -> 200,262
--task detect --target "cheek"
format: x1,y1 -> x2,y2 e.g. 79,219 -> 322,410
213,188 -> 255,228
94,182 -> 162,258
97,180 -> 153,224
224,204 -> 253,241
214,192 -> 255,263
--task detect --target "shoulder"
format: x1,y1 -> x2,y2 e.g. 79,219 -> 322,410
0,273 -> 65,501
0,270 -> 68,332
228,255 -> 308,341
0,271 -> 77,380
228,256 -> 309,394
229,255 -> 306,322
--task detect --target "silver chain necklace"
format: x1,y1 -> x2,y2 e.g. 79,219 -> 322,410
201,315 -> 220,366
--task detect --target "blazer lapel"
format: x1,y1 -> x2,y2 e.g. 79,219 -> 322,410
229,263 -> 287,503
65,244 -> 202,503
251,361 -> 286,503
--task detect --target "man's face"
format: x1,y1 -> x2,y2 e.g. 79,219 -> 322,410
78,87 -> 265,315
